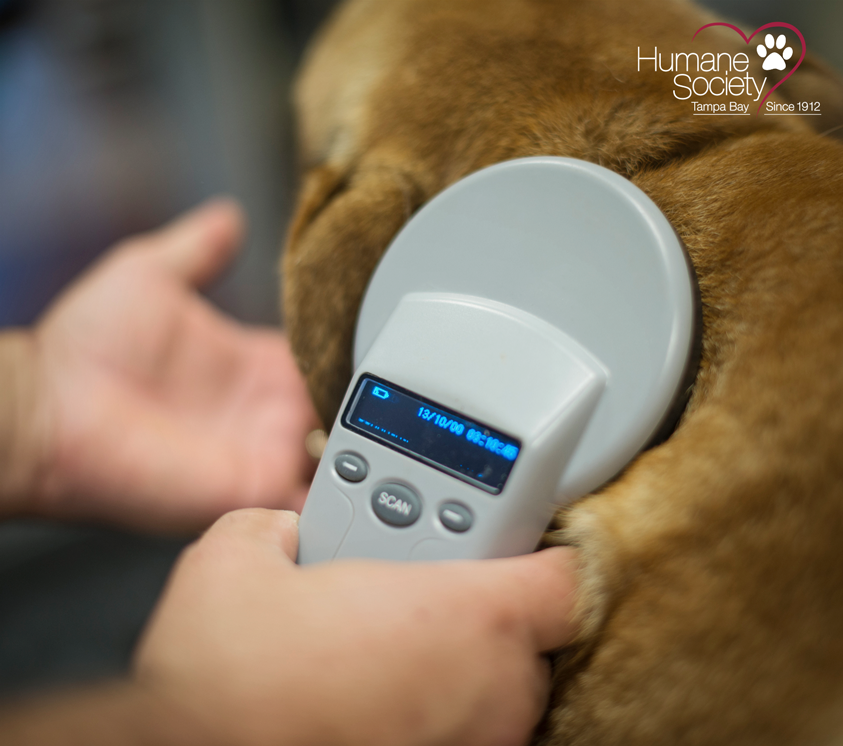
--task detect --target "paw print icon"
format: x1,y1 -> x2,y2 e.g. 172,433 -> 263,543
757,33 -> 793,71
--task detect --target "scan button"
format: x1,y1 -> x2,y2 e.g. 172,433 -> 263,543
372,483 -> 421,527
334,453 -> 369,483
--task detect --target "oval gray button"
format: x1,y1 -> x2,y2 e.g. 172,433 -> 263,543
439,502 -> 473,533
372,483 -> 421,527
334,453 -> 368,483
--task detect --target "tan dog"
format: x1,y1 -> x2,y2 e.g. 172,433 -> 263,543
282,1 -> 843,743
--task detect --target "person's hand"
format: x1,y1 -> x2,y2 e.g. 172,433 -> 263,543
0,511 -> 578,746
134,509 -> 578,746
16,200 -> 320,532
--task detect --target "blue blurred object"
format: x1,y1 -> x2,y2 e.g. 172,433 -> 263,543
0,0 -> 300,327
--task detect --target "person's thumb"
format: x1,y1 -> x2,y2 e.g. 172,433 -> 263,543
201,508 -> 300,563
486,546 -> 581,652
146,198 -> 245,287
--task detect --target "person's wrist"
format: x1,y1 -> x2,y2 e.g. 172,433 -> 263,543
0,330 -> 48,517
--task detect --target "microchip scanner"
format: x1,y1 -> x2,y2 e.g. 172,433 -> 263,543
297,157 -> 698,564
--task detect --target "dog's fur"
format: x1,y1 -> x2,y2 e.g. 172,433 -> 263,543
282,1 -> 843,743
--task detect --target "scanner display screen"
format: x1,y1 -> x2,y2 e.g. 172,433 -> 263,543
342,375 -> 521,494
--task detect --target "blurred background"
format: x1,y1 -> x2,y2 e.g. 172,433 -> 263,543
0,0 -> 840,697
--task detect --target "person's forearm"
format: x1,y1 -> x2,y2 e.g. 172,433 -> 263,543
0,331 -> 43,517
0,681 -> 217,746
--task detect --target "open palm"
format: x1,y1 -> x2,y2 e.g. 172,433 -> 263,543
31,201 -> 320,533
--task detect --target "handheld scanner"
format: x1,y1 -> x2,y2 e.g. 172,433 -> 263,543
297,157 -> 699,564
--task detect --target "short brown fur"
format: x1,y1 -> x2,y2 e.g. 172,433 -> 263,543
282,1 -> 843,743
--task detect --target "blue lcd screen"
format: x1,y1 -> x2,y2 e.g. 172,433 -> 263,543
342,375 -> 521,494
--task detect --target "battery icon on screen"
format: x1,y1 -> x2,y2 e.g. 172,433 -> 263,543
372,386 -> 390,400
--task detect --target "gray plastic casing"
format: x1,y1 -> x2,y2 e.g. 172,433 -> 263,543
297,157 -> 695,564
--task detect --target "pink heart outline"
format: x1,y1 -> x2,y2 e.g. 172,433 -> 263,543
692,22 -> 806,114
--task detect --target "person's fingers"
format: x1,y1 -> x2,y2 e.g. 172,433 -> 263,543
485,546 -> 580,652
145,199 -> 246,287
202,508 -> 300,562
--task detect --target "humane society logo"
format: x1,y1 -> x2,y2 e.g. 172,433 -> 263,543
637,22 -> 815,116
